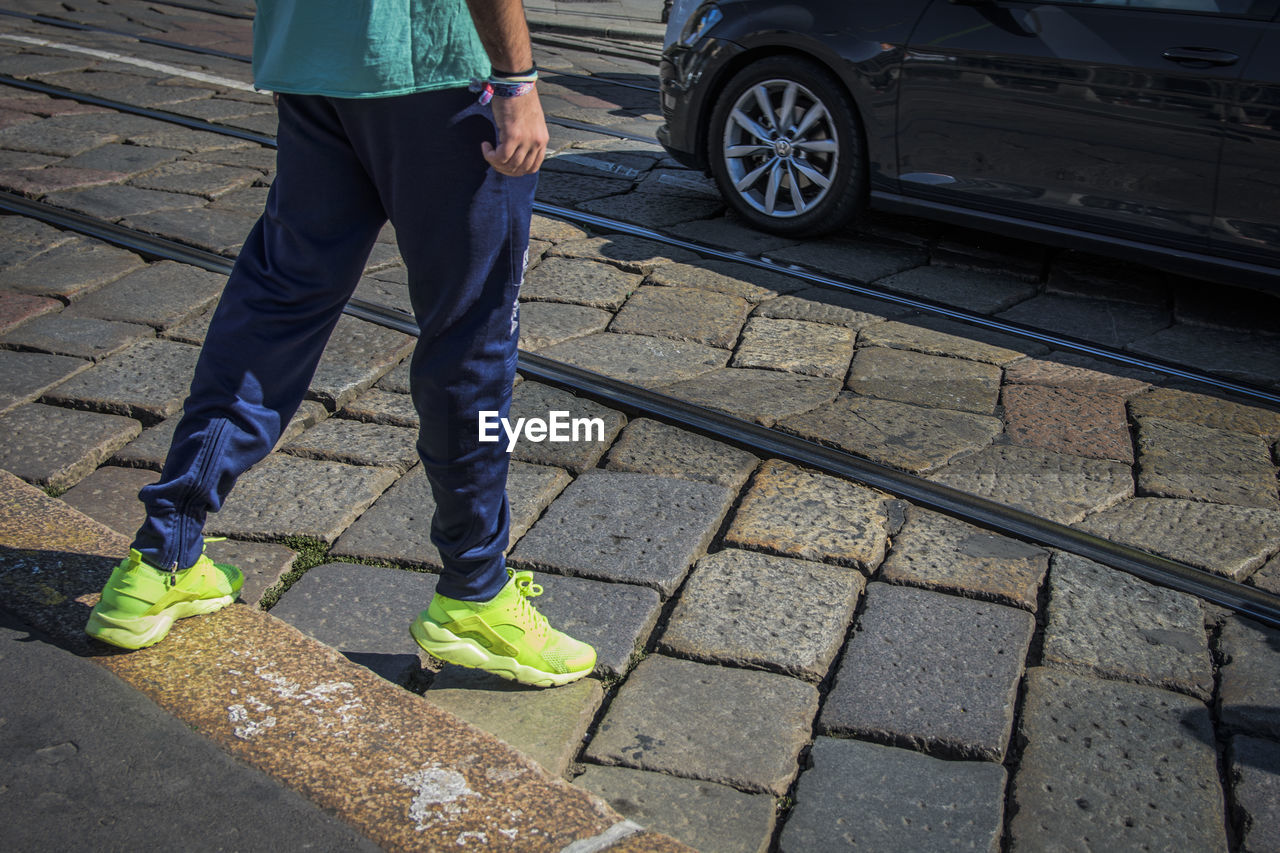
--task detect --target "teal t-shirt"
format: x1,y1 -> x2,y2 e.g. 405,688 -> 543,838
252,0 -> 490,98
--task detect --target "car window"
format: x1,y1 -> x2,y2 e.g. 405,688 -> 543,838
1039,0 -> 1279,18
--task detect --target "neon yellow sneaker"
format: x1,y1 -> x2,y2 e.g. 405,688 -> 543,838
85,546 -> 244,650
410,569 -> 596,687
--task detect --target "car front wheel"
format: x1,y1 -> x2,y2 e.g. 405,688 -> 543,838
708,56 -> 864,237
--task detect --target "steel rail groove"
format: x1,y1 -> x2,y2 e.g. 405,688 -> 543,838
2,188 -> 1278,628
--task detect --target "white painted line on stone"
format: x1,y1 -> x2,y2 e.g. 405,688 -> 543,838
558,819 -> 645,853
0,33 -> 256,92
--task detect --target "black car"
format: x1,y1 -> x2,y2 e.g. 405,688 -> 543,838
658,0 -> 1280,290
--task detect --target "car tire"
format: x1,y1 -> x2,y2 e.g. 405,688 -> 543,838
707,56 -> 864,237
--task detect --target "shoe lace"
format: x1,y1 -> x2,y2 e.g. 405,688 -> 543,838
510,571 -> 549,640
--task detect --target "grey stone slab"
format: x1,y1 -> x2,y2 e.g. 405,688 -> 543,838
781,394 -> 1003,475
1043,552 -> 1212,700
578,191 -> 723,228
203,539 -> 296,607
604,418 -> 758,491
661,549 -> 862,681
308,315 -> 416,410
1128,387 -> 1280,440
1009,667 -> 1226,853
1075,498 -> 1280,580
929,444 -> 1132,525
1047,253 -> 1172,306
207,185 -> 271,215
725,460 -> 890,571
350,275 -> 412,315
659,368 -> 841,427
536,171 -> 632,204
41,338 -> 200,424
123,125 -> 257,154
931,231 -> 1048,279
1004,350 -> 1160,396
731,317 -> 854,379
998,293 -> 1171,349
821,584 -> 1033,761
507,381 -> 626,474
574,765 -> 775,853
0,239 -> 145,299
1218,616 -> 1280,740
59,464 -> 158,536
510,469 -> 734,596
121,207 -> 258,255
1135,417 -> 1278,508
610,285 -> 750,349
847,346 -> 1002,414
0,119 -> 117,156
0,290 -> 61,335
426,669 -> 604,778
636,169 -> 719,199
0,215 -> 76,267
765,237 -> 926,284
518,300 -> 612,352
1249,553 -> 1280,595
0,403 -> 139,490
1129,325 -> 1280,389
529,213 -> 589,243
646,259 -> 807,302
0,349 -> 91,414
0,310 -> 154,362
188,146 -> 277,173
539,332 -> 728,389
584,655 -> 819,795
542,149 -> 657,181
780,737 -> 1006,853
755,286 -> 914,329
1229,735 -> 1280,853
549,235 -> 700,275
338,388 -> 418,428
283,418 -> 420,473
269,562 -> 433,685
879,506 -> 1048,611
63,261 -> 225,331
860,316 -> 1050,365
880,264 -> 1038,313
521,256 -> 642,310
57,143 -> 183,175
206,454 -> 398,544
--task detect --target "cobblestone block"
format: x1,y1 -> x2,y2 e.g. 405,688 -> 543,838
269,563 -> 433,685
0,119 -> 118,156
847,346 -> 1001,414
584,655 -> 819,795
41,184 -> 205,221
0,239 -> 144,299
1129,326 -> 1280,389
879,264 -> 1037,313
1003,350 -> 1158,396
1128,387 -> 1280,440
1218,616 -> 1280,740
724,460 -> 889,571
661,549 -> 861,681
57,142 -> 183,175
338,388 -> 418,428
1228,735 -> 1280,853
879,506 -> 1048,610
203,539 -> 296,607
63,261 -> 225,331
122,207 -> 258,255
1003,384 -> 1133,462
518,301 -> 612,352
1047,254 -> 1171,305
0,165 -> 127,196
123,125 -> 256,153
1249,553 -> 1280,594
352,276 -> 411,315
539,332 -> 728,389
610,285 -> 750,349
59,464 -> 157,535
206,454 -> 398,544
521,256 -> 642,310
1136,417 -> 1278,508
42,338 -> 200,424
1075,498 -> 1280,580
765,237 -> 926,283
510,470 -> 733,595
929,444 -> 1132,524
659,368 -> 841,427
0,350 -> 91,414
529,213 -> 589,243
860,316 -> 1049,364
1043,552 -> 1212,699
1009,667 -> 1226,853
998,293 -> 1171,349
575,765 -> 775,853
579,191 -> 722,228
821,584 -> 1033,760
207,185 -> 271,215
781,394 -> 1003,474
731,317 -> 854,378
932,230 -> 1048,278
0,291 -> 60,334
780,737 -> 1006,853
647,259 -> 806,302
0,403 -> 139,490
0,216 -> 76,267
282,418 -> 419,473
543,149 -> 656,181
755,286 -> 914,328
536,171 -> 631,204
549,235 -> 700,274
604,418 -> 758,491
508,381 -> 626,474
188,146 -> 277,173
426,669 -> 603,777
308,316 -> 415,410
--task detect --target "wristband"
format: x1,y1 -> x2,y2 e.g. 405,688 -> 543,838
471,65 -> 538,105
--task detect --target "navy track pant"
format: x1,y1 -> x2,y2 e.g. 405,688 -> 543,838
132,89 -> 533,601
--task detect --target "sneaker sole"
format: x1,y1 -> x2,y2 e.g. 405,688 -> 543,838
409,618 -> 589,688
85,594 -> 234,650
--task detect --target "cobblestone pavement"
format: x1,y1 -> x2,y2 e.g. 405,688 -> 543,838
0,1 -> 1279,851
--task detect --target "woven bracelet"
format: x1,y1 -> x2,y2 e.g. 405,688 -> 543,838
472,66 -> 539,105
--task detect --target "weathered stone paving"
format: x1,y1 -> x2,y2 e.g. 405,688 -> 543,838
0,5 -> 1278,848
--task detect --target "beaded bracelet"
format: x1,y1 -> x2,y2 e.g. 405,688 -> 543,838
472,65 -> 539,105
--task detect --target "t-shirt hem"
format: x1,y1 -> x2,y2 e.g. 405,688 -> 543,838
253,78 -> 475,98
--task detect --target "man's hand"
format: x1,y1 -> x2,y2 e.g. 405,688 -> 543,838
483,89 -> 549,176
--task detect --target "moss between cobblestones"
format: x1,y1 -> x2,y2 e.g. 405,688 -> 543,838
257,536 -> 328,610
44,485 -> 69,499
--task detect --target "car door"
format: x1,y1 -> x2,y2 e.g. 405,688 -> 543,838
895,0 -> 1269,252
